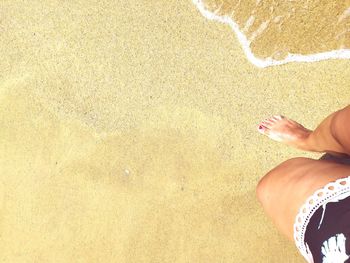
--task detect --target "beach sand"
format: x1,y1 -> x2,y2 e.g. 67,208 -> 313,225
1,0 -> 350,262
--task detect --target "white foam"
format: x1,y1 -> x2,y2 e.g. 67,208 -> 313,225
192,0 -> 350,68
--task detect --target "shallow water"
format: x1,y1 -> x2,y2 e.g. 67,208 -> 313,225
193,0 -> 350,67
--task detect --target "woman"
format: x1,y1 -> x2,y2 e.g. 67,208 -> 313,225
256,105 -> 350,263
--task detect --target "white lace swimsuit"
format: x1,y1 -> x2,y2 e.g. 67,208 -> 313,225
294,176 -> 350,263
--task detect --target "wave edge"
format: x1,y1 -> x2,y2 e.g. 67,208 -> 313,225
192,0 -> 350,68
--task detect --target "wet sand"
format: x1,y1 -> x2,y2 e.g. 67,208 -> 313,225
1,0 -> 350,262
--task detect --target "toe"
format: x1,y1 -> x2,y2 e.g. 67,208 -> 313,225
258,124 -> 269,135
263,120 -> 274,127
273,115 -> 283,121
268,117 -> 278,123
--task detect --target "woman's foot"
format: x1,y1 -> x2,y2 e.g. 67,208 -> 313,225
258,115 -> 313,151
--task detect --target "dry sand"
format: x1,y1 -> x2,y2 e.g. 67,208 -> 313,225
1,0 -> 350,262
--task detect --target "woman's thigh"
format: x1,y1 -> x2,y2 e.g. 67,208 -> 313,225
256,157 -> 350,242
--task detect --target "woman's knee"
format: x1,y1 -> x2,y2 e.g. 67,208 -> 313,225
256,157 -> 311,204
331,106 -> 350,154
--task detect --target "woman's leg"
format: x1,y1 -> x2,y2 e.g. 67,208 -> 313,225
256,105 -> 350,242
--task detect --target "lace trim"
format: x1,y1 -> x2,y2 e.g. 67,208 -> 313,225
294,176 -> 350,263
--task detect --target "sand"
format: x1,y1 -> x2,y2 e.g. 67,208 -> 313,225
1,0 -> 350,262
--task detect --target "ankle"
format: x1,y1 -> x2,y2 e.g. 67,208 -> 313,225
295,130 -> 317,152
